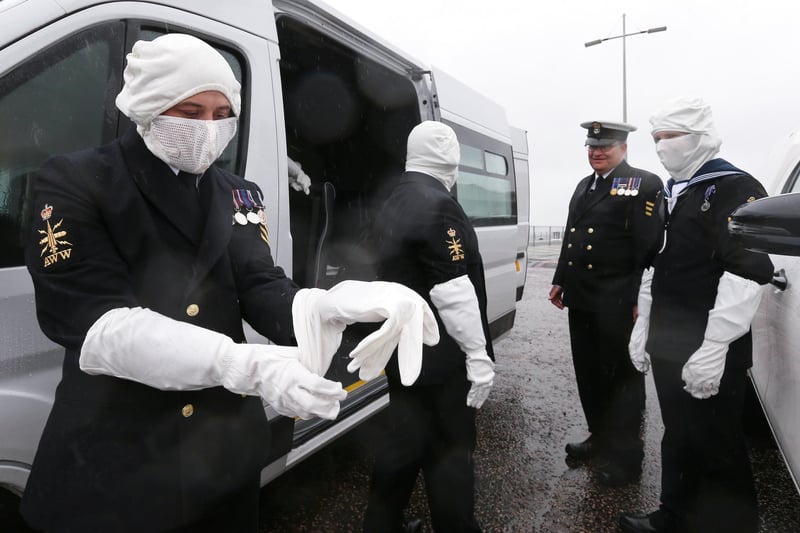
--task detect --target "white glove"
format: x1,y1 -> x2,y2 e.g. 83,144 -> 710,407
292,280 -> 439,386
80,307 -> 346,419
629,268 -> 653,373
465,352 -> 494,408
682,272 -> 765,399
429,275 -> 495,408
288,157 -> 311,195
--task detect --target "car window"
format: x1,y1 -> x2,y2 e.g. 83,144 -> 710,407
785,161 -> 800,193
0,23 -> 125,268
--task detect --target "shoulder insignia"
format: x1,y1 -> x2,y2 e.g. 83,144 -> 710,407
644,200 -> 655,217
446,227 -> 465,262
37,204 -> 73,267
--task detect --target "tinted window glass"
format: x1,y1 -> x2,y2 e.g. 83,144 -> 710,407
451,132 -> 516,227
0,23 -> 124,268
485,151 -> 507,175
460,144 -> 483,170
458,169 -> 514,220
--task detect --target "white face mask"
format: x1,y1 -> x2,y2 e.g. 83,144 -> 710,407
143,115 -> 237,174
655,132 -> 720,182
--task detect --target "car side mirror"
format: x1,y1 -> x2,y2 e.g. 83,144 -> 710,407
728,193 -> 800,256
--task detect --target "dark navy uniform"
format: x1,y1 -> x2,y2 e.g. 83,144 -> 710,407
364,171 -> 492,533
647,159 -> 773,532
554,159 -> 663,471
22,128 -> 298,532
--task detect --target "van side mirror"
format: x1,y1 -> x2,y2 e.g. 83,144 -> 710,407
728,193 -> 800,256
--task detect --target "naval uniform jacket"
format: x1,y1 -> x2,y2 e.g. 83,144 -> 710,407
647,159 -> 774,367
375,171 -> 493,386
553,160 -> 664,311
22,128 -> 298,531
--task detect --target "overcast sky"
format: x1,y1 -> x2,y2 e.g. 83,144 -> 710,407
324,0 -> 800,226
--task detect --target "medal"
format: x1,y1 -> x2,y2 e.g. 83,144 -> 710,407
246,211 -> 260,224
700,200 -> 710,212
257,209 -> 267,225
234,211 -> 248,225
631,189 -> 639,196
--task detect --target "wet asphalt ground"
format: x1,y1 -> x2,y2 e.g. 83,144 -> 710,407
259,244 -> 800,532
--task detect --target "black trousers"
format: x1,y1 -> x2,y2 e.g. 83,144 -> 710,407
567,308 -> 644,468
652,357 -> 758,532
364,373 -> 480,533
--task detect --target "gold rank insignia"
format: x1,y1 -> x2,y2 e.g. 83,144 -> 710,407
259,222 -> 270,245
446,227 -> 465,262
37,204 -> 73,267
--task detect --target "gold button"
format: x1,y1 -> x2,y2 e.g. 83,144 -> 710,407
567,243 -> 572,248
186,304 -> 199,317
568,261 -> 573,266
586,245 -> 593,250
588,228 -> 594,234
181,404 -> 194,417
570,227 -> 576,233
587,264 -> 593,270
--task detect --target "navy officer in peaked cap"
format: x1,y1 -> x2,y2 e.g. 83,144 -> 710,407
548,120 -> 664,486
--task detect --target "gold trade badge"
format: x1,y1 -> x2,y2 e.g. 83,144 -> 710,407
446,228 -> 465,262
37,204 -> 73,268
259,223 -> 270,245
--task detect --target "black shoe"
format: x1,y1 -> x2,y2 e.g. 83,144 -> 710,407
402,518 -> 422,533
598,463 -> 641,487
565,436 -> 597,460
619,510 -> 678,533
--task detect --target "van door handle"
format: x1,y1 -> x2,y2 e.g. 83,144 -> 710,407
770,268 -> 788,291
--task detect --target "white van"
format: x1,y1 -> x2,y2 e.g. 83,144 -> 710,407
0,0 -> 530,511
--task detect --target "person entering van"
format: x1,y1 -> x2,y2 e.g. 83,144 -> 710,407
619,97 -> 774,533
21,33 -> 438,532
363,120 -> 495,533
549,121 -> 664,486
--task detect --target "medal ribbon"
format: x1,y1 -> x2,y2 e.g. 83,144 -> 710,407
245,190 -> 259,209
232,190 -> 241,210
240,189 -> 253,210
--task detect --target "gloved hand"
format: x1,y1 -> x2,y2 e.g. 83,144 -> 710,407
465,351 -> 495,408
80,307 -> 346,419
681,271 -> 765,399
629,268 -> 653,373
292,280 -> 439,385
681,340 -> 727,400
288,157 -> 311,195
429,275 -> 494,407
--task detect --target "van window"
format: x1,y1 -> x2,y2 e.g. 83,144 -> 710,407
0,23 -> 125,268
447,124 -> 516,227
